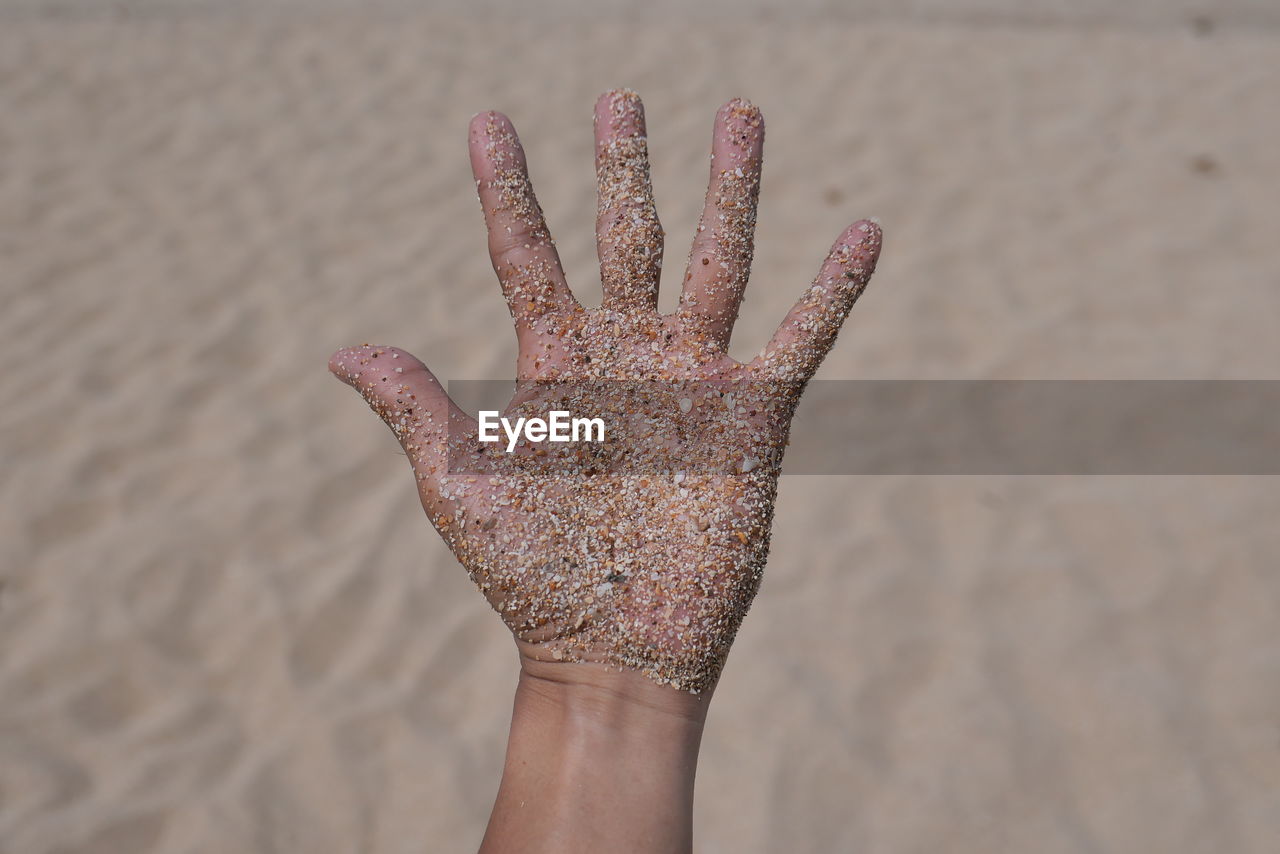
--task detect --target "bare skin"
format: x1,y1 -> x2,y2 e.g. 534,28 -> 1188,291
329,89 -> 881,853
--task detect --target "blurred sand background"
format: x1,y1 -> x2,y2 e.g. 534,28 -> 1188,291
2,2 -> 1279,852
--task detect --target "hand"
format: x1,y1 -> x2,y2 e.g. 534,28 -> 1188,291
329,89 -> 881,694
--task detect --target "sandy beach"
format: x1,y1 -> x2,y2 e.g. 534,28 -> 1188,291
2,2 -> 1279,851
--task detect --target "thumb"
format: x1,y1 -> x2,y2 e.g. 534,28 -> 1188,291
329,344 -> 472,491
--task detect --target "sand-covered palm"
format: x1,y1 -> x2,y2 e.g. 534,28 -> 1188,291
330,90 -> 881,691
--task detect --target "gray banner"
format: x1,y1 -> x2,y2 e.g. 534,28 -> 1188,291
445,380 -> 1280,475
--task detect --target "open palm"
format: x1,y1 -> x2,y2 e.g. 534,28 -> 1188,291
330,89 -> 881,691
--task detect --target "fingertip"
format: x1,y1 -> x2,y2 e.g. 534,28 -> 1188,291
329,344 -> 425,385
595,88 -> 645,135
328,345 -> 361,384
713,99 -> 764,159
469,111 -> 527,183
853,217 -> 883,238
818,219 -> 883,291
597,87 -> 640,109
720,97 -> 762,121
470,110 -> 515,149
838,218 -> 884,259
469,109 -> 509,130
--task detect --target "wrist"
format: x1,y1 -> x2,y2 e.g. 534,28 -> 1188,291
515,644 -> 716,731
479,648 -> 711,853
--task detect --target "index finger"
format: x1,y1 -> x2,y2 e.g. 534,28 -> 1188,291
469,111 -> 579,326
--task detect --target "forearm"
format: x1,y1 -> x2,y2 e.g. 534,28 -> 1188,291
479,655 -> 713,854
